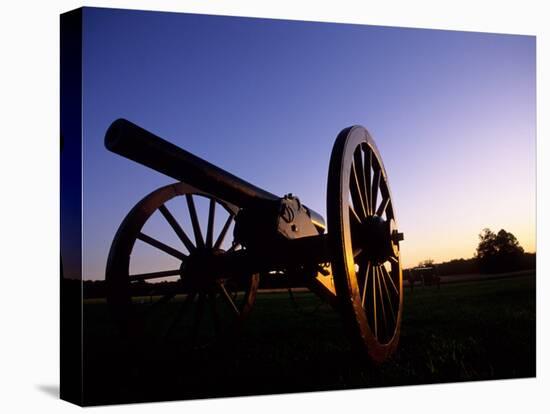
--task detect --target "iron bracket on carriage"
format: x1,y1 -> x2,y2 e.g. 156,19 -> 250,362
104,119 -> 404,363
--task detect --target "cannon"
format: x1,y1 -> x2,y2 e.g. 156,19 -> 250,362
105,119 -> 404,363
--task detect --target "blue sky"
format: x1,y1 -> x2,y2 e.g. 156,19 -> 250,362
79,7 -> 535,279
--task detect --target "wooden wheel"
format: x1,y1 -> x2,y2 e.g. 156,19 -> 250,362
327,126 -> 404,363
106,182 -> 259,349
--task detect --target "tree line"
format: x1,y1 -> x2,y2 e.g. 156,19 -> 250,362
409,228 -> 535,276
79,227 -> 535,298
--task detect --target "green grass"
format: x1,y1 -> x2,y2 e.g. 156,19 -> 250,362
82,273 -> 535,405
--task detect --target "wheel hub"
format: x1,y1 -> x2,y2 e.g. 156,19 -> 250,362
356,216 -> 402,264
180,248 -> 226,290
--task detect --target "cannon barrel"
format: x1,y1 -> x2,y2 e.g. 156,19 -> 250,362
105,119 -> 325,230
105,118 -> 281,208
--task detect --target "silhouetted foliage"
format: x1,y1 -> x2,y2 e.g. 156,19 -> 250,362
405,253 -> 535,278
82,226 -> 535,299
418,259 -> 435,268
476,228 -> 525,273
434,257 -> 479,275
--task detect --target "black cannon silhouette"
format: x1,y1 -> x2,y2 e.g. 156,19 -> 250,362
105,119 -> 404,363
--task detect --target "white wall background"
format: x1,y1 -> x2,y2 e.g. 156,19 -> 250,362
0,0 -> 547,412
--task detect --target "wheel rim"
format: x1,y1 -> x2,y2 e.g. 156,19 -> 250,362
106,182 -> 259,349
327,126 -> 403,363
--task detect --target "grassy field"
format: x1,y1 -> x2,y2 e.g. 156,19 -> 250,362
82,272 -> 535,405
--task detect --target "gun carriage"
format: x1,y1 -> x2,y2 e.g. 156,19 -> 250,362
105,119 -> 404,363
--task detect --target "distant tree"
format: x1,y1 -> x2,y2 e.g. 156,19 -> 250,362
418,259 -> 435,268
435,257 -> 479,276
475,228 -> 524,273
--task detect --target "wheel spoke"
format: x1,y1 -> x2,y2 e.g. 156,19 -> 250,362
350,206 -> 363,251
376,267 -> 388,337
379,267 -> 396,324
355,252 -> 368,283
129,269 -> 181,282
372,265 -> 378,339
159,204 -> 195,253
350,206 -> 362,227
137,232 -> 186,260
186,194 -> 204,248
218,282 -> 240,316
376,196 -> 390,217
353,148 -> 369,218
205,199 -> 216,248
364,147 -> 373,216
226,243 -> 240,253
350,160 -> 368,220
385,203 -> 395,221
371,168 -> 381,214
361,260 -> 371,309
381,265 -> 399,296
213,214 -> 234,250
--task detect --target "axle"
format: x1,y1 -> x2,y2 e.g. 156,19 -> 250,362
176,233 -> 332,290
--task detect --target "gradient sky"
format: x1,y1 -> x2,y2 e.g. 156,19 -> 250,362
79,7 -> 535,280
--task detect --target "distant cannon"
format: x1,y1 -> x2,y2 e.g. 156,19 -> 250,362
411,266 -> 440,289
105,119 -> 404,363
